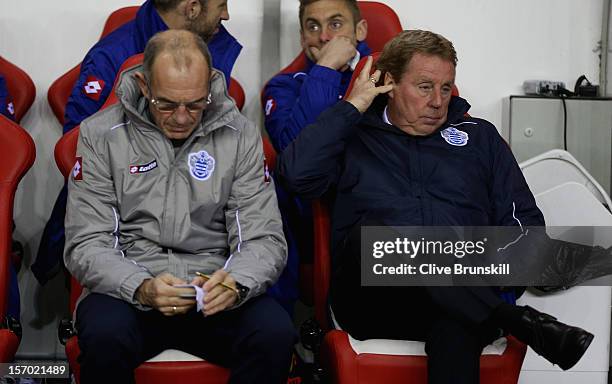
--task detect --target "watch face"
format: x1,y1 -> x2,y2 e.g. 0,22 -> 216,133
236,283 -> 249,303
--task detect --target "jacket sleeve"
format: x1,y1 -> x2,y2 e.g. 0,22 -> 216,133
276,100 -> 362,199
263,65 -> 344,152
63,50 -> 118,133
224,121 -> 288,302
64,120 -> 153,308
0,76 -> 15,121
483,119 -> 545,227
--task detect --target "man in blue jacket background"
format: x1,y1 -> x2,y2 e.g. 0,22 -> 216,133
34,0 -> 242,289
261,0 -> 370,314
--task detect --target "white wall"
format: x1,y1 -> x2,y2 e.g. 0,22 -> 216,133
0,0 -> 604,358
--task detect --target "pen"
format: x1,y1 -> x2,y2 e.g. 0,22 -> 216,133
195,271 -> 239,294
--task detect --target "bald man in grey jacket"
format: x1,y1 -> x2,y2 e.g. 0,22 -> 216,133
64,30 -> 295,384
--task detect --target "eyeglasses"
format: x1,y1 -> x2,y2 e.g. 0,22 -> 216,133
150,97 -> 209,114
146,83 -> 210,114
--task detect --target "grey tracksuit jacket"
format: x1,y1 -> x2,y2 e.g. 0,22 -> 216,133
64,65 -> 287,310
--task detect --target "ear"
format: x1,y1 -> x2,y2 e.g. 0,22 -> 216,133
134,72 -> 149,98
184,0 -> 202,20
355,19 -> 367,42
384,72 -> 395,98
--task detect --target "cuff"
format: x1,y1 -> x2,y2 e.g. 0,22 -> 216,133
119,270 -> 154,310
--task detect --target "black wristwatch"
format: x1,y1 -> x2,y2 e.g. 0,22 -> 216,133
235,282 -> 250,305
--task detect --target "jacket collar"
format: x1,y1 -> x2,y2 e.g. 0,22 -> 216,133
133,0 -> 169,51
362,95 -> 472,137
115,64 -> 240,138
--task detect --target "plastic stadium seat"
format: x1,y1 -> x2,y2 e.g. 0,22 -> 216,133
0,116 -> 36,362
517,150 -> 612,382
0,56 -> 36,123
54,54 -> 239,384
48,5 -> 246,126
47,6 -> 139,125
100,6 -> 139,39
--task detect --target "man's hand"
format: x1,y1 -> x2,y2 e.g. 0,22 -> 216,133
191,269 -> 238,316
310,36 -> 357,71
345,56 -> 394,113
135,273 -> 196,316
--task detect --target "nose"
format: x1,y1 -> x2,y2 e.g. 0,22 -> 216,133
319,28 -> 332,43
173,105 -> 191,124
429,88 -> 443,108
221,6 -> 229,21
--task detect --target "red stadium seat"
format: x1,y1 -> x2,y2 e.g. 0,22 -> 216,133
47,6 -> 140,125
100,6 -> 140,39
54,53 -> 242,384
0,56 -> 36,123
0,116 -> 36,362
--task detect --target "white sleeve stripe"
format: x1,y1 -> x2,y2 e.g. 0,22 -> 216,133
110,121 -> 130,131
450,121 -> 478,127
111,207 -> 122,255
235,210 -> 243,253
497,202 -> 528,252
223,254 -> 234,270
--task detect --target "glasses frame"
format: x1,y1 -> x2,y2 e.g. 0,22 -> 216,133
145,82 -> 210,115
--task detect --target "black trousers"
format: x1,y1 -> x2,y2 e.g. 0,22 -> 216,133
331,224 -> 505,384
76,293 -> 297,384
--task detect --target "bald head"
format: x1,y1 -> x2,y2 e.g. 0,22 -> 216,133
142,29 -> 212,84
136,30 -> 213,140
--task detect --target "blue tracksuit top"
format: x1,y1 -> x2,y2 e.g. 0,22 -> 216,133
277,96 -> 546,304
0,75 -> 15,121
263,41 -> 371,153
63,0 -> 242,133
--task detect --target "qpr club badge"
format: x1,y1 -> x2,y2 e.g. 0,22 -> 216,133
188,150 -> 215,181
440,127 -> 469,146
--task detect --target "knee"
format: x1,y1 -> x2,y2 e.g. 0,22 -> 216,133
251,315 -> 297,354
426,318 -> 483,357
242,299 -> 297,356
76,294 -> 141,355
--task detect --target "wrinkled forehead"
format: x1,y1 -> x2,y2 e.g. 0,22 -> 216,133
149,52 -> 210,86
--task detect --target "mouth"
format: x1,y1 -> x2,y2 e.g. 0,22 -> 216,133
421,116 -> 443,124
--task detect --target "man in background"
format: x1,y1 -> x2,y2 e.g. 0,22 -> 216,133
261,0 -> 369,313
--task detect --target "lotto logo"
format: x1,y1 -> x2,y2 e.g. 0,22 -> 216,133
129,160 -> 158,174
73,157 -> 83,181
265,98 -> 276,116
7,102 -> 15,116
82,76 -> 105,101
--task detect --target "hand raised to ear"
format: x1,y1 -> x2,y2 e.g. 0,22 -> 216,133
346,56 -> 393,113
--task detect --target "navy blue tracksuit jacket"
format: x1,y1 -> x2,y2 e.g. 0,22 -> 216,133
277,95 -> 545,304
